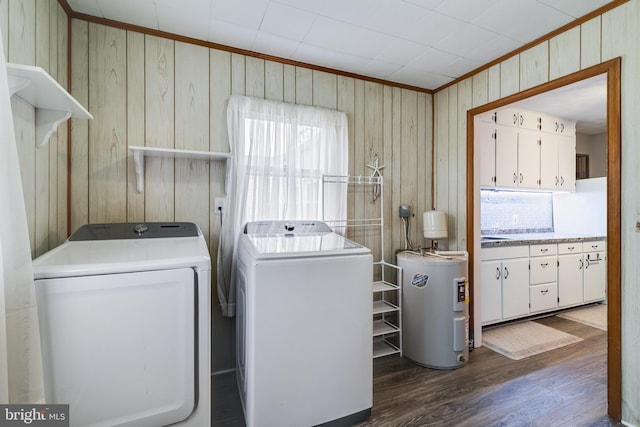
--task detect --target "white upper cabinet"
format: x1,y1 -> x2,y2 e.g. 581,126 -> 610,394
517,129 -> 541,189
539,132 -> 576,191
476,121 -> 497,187
539,112 -> 576,136
495,107 -> 540,131
494,125 -> 519,188
478,107 -> 576,192
557,134 -> 576,191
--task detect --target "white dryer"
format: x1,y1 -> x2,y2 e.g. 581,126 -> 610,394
32,222 -> 211,427
235,220 -> 373,427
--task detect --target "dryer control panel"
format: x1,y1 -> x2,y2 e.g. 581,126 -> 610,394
69,222 -> 201,240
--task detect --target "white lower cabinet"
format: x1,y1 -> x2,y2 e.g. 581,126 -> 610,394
558,242 -> 584,308
529,244 -> 558,313
481,246 -> 529,325
530,283 -> 558,313
501,258 -> 530,319
481,240 -> 606,326
584,250 -> 606,302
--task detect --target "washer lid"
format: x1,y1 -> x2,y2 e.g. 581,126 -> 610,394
245,232 -> 370,259
33,236 -> 210,279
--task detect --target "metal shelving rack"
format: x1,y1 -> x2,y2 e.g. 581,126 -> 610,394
322,174 -> 402,358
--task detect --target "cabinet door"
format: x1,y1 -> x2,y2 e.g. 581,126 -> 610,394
494,126 -> 519,188
518,110 -> 540,131
558,253 -> 583,307
477,121 -> 496,187
530,283 -> 558,313
538,112 -> 556,134
481,260 -> 502,324
539,133 -> 558,190
530,255 -> 557,285
557,134 -> 576,191
517,129 -> 541,189
584,252 -> 606,302
495,107 -> 519,127
501,258 -> 530,319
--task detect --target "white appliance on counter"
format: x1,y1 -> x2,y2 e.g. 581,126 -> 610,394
32,222 -> 211,427
235,220 -> 373,427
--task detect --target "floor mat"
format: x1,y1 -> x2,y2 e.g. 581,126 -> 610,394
482,321 -> 583,360
556,304 -> 607,331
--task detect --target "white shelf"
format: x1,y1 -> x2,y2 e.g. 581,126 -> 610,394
7,62 -> 92,147
373,300 -> 399,315
128,145 -> 231,193
373,280 -> 399,293
373,338 -> 400,358
323,174 -> 402,358
373,319 -> 400,337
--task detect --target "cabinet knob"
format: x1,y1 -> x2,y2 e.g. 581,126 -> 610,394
513,113 -> 518,125
560,176 -> 565,186
519,173 -> 523,183
555,176 -> 559,186
513,173 -> 517,183
496,267 -> 501,280
504,266 -> 509,279
580,258 -> 584,269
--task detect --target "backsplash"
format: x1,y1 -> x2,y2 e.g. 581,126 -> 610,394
481,190 -> 553,235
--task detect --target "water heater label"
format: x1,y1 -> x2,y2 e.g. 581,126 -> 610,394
411,273 -> 429,288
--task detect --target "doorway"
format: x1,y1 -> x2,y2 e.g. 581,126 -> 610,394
466,58 -> 621,419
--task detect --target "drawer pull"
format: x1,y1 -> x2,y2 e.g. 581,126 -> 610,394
567,246 -> 575,251
540,289 -> 549,295
540,262 -> 549,268
496,267 -> 501,280
540,248 -> 548,253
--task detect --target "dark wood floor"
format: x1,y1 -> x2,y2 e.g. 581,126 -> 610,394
211,316 -> 621,426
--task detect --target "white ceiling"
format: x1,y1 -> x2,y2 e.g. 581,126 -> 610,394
514,74 -> 607,135
67,0 -> 613,91
66,0 -> 611,133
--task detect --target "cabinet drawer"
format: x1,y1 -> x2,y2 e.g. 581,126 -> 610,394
530,283 -> 558,313
530,256 -> 558,284
558,242 -> 581,254
583,240 -> 606,253
482,245 -> 529,261
530,244 -> 557,257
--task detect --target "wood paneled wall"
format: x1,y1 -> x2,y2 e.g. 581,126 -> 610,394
432,2 -> 639,423
1,0 -> 69,257
70,22 -> 433,372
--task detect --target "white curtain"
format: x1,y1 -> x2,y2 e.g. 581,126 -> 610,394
0,34 -> 45,402
217,95 -> 348,317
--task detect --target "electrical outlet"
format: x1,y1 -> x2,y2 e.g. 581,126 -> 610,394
214,198 -> 225,215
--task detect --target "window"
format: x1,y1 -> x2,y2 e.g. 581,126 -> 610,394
217,95 -> 348,316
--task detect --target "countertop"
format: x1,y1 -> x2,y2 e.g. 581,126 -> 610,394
480,233 -> 606,248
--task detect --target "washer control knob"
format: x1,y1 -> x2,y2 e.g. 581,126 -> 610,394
284,223 -> 295,232
134,223 -> 149,235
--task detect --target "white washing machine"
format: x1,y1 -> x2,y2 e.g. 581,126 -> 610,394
32,222 -> 211,427
235,220 -> 373,427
